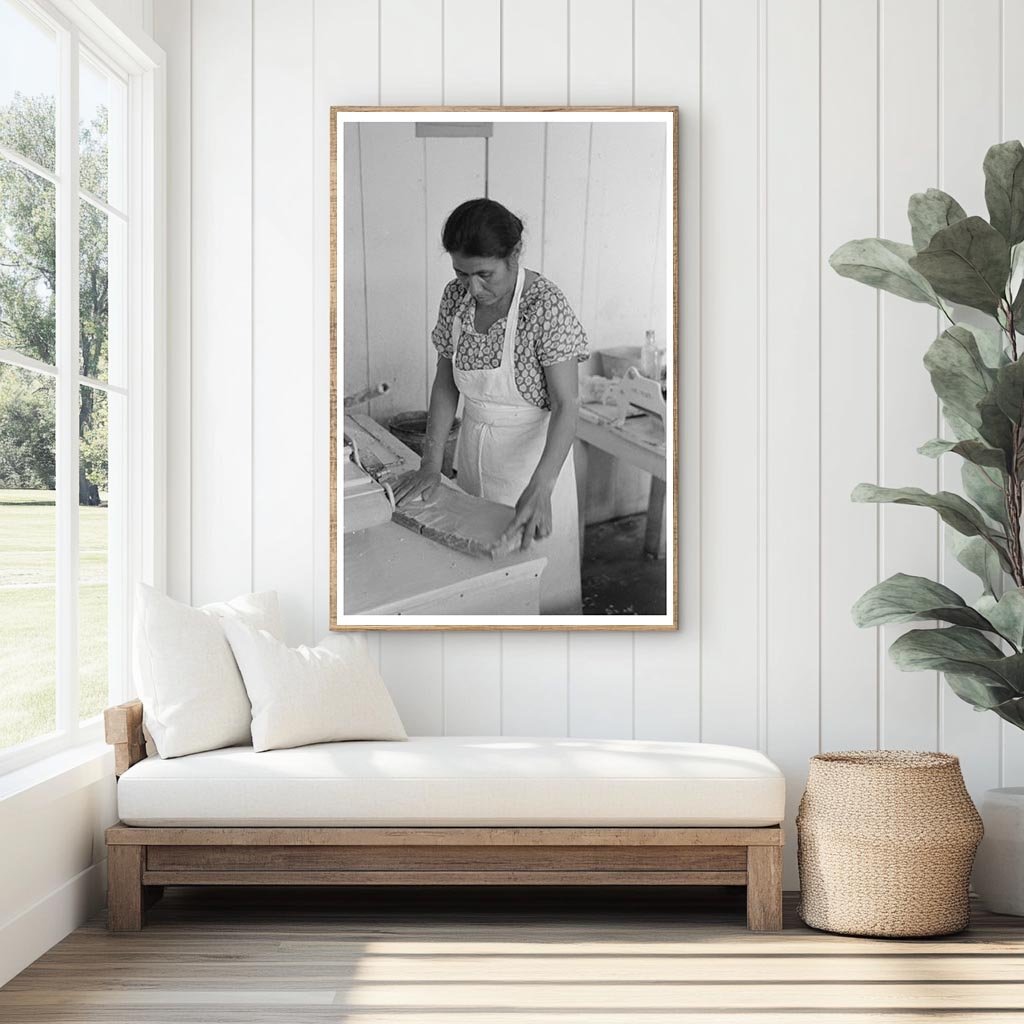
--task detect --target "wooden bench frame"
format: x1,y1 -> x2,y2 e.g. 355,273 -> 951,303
104,700 -> 784,932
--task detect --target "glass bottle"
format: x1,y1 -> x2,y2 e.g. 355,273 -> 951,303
640,329 -> 658,379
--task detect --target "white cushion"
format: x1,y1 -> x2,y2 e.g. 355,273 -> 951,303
133,584 -> 283,759
222,621 -> 407,752
116,736 -> 786,827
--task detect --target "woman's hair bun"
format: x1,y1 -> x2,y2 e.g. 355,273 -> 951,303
442,198 -> 523,259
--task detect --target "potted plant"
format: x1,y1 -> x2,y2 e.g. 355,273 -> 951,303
832,140 -> 1024,914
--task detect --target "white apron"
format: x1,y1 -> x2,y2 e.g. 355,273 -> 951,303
452,267 -> 582,615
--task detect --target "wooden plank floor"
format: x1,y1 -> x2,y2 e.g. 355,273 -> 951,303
3,885 -> 1024,1022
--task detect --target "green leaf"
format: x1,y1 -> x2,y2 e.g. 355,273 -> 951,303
950,533 -> 1004,597
889,627 -> 1024,703
909,216 -> 1011,314
993,358 -> 1024,423
918,437 -> 1007,471
977,391 -> 1016,460
942,406 -> 983,442
968,322 -> 1011,368
984,140 -> 1024,246
830,238 -> 943,307
1012,278 -> 1024,325
852,573 -> 994,630
923,325 -> 997,428
944,671 -> 1024,714
908,188 -> 968,251
977,589 -> 1024,649
962,461 -> 1009,527
851,483 -> 1009,555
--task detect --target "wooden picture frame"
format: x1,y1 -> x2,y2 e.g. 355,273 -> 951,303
330,107 -> 679,630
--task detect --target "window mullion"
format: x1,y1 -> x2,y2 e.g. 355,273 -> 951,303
55,23 -> 81,735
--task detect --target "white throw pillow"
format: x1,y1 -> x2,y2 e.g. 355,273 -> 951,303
133,583 -> 283,758
222,621 -> 407,752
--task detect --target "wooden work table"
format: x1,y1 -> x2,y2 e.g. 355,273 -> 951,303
342,413 -> 547,616
576,401 -> 668,558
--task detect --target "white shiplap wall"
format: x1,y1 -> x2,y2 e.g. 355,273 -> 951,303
154,0 -> 1024,886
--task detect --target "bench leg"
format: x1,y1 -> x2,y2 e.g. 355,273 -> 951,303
107,845 -> 145,931
746,845 -> 783,931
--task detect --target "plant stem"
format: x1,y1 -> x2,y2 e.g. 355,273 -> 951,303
1006,307 -> 1024,587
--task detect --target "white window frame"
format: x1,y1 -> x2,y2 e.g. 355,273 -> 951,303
0,0 -> 165,776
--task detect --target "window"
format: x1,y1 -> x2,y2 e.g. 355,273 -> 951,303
0,0 -> 161,773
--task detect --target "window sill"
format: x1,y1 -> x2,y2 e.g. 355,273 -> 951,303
0,740 -> 114,816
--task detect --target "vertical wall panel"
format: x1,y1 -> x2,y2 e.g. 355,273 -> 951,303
819,0 -> 879,752
1002,0 -> 1024,786
502,0 -> 568,103
579,124 -> 666,353
379,634 -> 445,734
444,638 -> 502,734
502,632 -> 569,735
189,0 -> 252,605
341,125 -> 369,404
568,634 -> 634,738
154,0 -> 190,604
568,0 -> 633,103
253,0 -> 315,646
360,125 -> 429,425
878,0 -> 941,751
443,0 -> 501,105
938,0 -> 1002,796
699,0 -> 760,749
381,0 -> 443,104
764,0 -> 821,884
541,123 -> 590,310
632,0 -> 700,742
487,123 -> 546,260
312,0 -> 379,641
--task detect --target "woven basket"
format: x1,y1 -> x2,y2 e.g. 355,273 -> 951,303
796,751 -> 983,937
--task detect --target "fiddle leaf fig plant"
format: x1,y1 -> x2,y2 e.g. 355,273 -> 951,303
832,140 -> 1024,731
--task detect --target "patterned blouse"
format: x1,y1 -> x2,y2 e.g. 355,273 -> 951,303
430,273 -> 589,410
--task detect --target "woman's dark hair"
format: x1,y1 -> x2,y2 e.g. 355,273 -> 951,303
442,198 -> 523,260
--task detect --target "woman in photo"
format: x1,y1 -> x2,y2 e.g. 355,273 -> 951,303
392,198 -> 588,615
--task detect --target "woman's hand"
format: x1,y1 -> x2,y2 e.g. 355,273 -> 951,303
499,478 -> 555,552
392,467 -> 443,507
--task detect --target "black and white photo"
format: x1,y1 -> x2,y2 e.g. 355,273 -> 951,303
331,108 -> 678,629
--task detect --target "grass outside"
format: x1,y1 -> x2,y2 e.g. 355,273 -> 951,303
0,489 -> 109,751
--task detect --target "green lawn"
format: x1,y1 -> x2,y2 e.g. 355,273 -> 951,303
0,489 -> 109,751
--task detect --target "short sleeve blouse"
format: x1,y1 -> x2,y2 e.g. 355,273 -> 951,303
430,273 -> 589,410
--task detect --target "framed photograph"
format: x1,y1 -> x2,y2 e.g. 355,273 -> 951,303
331,107 -> 678,631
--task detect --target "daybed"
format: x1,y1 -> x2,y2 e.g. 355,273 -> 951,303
104,699 -> 786,932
